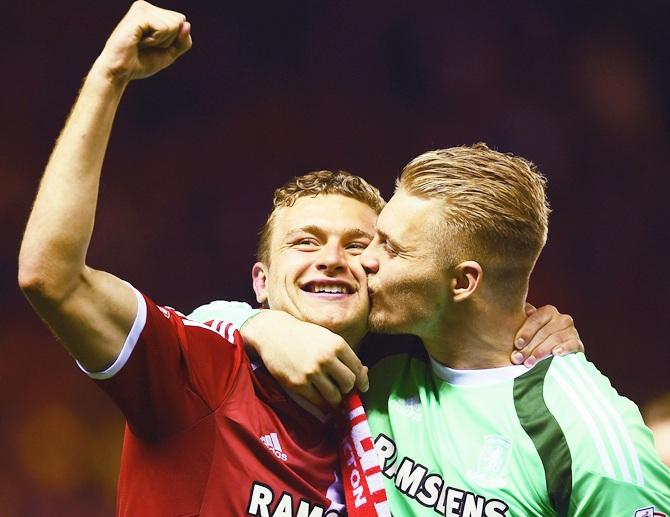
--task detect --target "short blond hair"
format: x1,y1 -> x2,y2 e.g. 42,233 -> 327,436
398,143 -> 551,295
257,170 -> 385,265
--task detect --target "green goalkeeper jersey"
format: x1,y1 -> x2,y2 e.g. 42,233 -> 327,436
364,351 -> 670,517
188,302 -> 670,516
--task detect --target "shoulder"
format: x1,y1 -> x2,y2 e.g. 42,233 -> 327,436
188,300 -> 259,332
543,353 -> 637,416
541,354 -> 661,486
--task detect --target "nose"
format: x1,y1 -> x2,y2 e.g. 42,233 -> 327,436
316,240 -> 347,273
360,242 -> 379,274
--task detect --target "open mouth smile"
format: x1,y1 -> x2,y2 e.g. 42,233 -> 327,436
301,281 -> 354,295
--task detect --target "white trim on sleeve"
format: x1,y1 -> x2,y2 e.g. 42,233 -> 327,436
77,287 -> 148,380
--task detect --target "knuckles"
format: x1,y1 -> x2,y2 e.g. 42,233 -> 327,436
558,314 -> 574,327
539,304 -> 558,316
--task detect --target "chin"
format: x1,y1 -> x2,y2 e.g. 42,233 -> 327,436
367,312 -> 392,334
307,314 -> 346,332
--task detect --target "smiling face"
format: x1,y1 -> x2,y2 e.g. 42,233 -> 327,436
252,194 -> 378,347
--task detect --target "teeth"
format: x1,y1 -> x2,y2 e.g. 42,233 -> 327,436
310,284 -> 349,294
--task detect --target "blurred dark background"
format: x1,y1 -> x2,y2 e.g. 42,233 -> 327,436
2,0 -> 669,514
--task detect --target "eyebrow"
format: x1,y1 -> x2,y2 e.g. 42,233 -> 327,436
286,225 -> 374,241
376,228 -> 407,251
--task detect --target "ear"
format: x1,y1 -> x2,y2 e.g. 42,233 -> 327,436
252,262 -> 269,305
451,261 -> 483,302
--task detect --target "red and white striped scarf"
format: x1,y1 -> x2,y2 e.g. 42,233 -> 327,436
337,392 -> 391,516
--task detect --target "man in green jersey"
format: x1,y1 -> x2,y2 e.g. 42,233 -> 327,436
192,144 -> 670,515
356,145 -> 670,515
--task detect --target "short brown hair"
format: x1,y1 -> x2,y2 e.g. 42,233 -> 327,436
398,143 -> 551,297
257,170 -> 385,265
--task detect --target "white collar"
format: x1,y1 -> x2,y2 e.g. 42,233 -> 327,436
429,356 -> 546,386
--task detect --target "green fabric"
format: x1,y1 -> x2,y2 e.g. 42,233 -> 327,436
513,357 -> 571,516
364,352 -> 670,516
187,300 -> 261,331
189,301 -> 670,516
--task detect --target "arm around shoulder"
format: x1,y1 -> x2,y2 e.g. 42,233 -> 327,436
188,302 -> 369,408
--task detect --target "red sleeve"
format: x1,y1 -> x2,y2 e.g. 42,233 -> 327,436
94,292 -> 245,440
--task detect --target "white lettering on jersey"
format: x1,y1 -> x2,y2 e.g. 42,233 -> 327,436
246,482 -> 343,517
374,435 -> 510,516
395,458 -> 427,495
247,482 -> 274,517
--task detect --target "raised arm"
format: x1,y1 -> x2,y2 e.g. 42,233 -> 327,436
18,1 -> 192,371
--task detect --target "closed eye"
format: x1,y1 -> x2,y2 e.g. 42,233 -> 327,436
382,239 -> 399,257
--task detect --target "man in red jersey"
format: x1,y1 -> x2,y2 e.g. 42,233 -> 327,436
18,2 -> 581,516
18,3 -> 349,515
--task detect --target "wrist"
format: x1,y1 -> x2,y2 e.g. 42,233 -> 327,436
242,310 -> 296,351
88,57 -> 132,91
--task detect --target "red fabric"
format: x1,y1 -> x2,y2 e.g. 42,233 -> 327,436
338,392 -> 390,516
96,293 -> 345,516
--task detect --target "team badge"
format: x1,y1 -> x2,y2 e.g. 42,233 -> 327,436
634,507 -> 667,517
467,434 -> 513,488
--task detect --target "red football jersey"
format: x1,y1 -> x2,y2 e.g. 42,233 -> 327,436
85,289 -> 344,516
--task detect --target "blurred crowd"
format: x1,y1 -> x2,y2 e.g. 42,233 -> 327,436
2,1 -> 669,514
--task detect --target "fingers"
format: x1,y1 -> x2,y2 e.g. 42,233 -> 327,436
308,351 -> 368,408
524,302 -> 537,315
511,304 -> 581,367
310,375 -> 343,407
323,361 -> 357,395
291,383 -> 330,410
512,329 -> 583,367
514,304 -> 559,350
136,5 -> 188,50
337,346 -> 369,393
174,22 -> 193,53
359,366 -> 369,392
98,1 -> 191,81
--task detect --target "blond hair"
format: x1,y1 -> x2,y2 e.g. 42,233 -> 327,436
398,143 -> 551,296
257,170 -> 385,265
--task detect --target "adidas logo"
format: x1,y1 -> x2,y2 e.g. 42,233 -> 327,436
260,432 -> 288,461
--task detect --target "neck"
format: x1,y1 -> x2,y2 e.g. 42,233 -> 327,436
336,326 -> 366,353
421,299 -> 526,370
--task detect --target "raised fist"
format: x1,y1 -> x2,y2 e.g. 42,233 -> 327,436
95,1 -> 192,83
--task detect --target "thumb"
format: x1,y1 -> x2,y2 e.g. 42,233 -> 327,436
355,365 -> 369,393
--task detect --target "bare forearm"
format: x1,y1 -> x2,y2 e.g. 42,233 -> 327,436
19,67 -> 128,299
241,310 -> 368,407
18,1 -> 192,370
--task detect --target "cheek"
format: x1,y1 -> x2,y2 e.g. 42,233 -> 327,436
276,255 -> 308,281
393,271 -> 434,301
349,258 -> 367,279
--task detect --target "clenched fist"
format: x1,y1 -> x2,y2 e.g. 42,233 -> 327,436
94,1 -> 192,83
